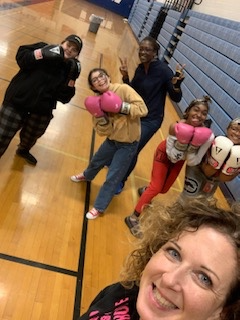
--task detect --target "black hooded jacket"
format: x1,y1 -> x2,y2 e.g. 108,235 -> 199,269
3,42 -> 76,115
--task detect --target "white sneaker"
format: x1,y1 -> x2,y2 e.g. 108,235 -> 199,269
86,208 -> 101,220
71,172 -> 86,182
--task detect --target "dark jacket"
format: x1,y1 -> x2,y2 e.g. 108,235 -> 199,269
125,59 -> 182,124
3,42 -> 76,115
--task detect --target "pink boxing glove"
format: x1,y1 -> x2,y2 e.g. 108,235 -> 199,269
174,123 -> 195,151
101,91 -> 122,113
100,91 -> 130,114
84,96 -> 108,125
188,127 -> 213,153
84,96 -> 103,117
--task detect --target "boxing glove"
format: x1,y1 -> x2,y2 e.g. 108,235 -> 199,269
207,136 -> 234,169
221,145 -> 240,175
188,127 -> 213,153
33,44 -> 64,60
100,91 -> 130,114
174,123 -> 195,151
84,96 -> 108,125
66,58 -> 81,87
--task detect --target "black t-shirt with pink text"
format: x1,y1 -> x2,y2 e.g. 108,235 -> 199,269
79,282 -> 139,320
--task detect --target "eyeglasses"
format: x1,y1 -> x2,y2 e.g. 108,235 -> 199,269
91,72 -> 106,84
138,47 -> 154,53
229,126 -> 240,134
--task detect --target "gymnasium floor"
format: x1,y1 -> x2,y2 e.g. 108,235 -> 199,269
0,1 -> 228,319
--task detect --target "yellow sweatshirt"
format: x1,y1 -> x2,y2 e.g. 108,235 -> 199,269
93,83 -> 148,143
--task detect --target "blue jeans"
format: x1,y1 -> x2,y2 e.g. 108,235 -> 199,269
84,138 -> 138,212
122,118 -> 162,183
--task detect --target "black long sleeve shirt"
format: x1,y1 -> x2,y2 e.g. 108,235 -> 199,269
125,59 -> 182,125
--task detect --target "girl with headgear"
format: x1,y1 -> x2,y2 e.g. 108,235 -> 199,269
182,117 -> 240,199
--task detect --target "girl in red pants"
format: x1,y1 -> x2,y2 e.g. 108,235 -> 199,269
125,96 -> 214,237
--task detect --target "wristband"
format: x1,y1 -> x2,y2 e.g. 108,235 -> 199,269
120,102 -> 130,115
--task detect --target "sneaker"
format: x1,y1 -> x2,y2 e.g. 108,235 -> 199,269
86,208 -> 101,220
115,182 -> 124,195
71,173 -> 86,182
138,186 -> 147,197
16,148 -> 37,165
124,216 -> 142,238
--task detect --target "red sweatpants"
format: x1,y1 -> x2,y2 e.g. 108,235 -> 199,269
135,140 -> 184,213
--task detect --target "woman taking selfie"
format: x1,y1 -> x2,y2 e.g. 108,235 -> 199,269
79,197 -> 240,320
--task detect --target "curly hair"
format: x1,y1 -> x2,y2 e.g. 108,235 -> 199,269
120,196 -> 240,320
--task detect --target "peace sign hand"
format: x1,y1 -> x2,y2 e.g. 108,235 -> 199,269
175,63 -> 185,80
172,63 -> 186,91
119,57 -> 129,78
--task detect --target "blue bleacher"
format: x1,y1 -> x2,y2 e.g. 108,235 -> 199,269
128,2 -> 240,200
157,9 -> 182,59
187,10 -> 240,31
169,12 -> 240,200
128,0 -> 164,40
140,1 -> 163,40
128,0 -> 152,39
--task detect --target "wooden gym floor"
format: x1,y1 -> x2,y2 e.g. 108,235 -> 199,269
0,0 -> 228,319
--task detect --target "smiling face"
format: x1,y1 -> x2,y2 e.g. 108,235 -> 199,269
185,103 -> 208,127
61,40 -> 80,59
138,40 -> 157,63
227,124 -> 240,145
137,226 -> 237,320
90,70 -> 111,93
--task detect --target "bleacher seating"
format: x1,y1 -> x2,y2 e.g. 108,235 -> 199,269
167,12 -> 240,200
140,1 -> 163,40
157,9 -> 182,59
187,10 -> 240,31
128,0 -> 152,40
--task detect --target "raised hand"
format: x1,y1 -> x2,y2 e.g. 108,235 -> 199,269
119,57 -> 128,78
172,63 -> 185,91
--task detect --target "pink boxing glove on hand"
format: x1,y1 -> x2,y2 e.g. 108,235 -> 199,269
167,123 -> 194,163
188,127 -> 213,153
100,91 -> 130,114
174,123 -> 195,151
84,96 -> 108,125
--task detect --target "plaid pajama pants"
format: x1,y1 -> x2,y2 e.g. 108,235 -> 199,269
0,105 -> 53,156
